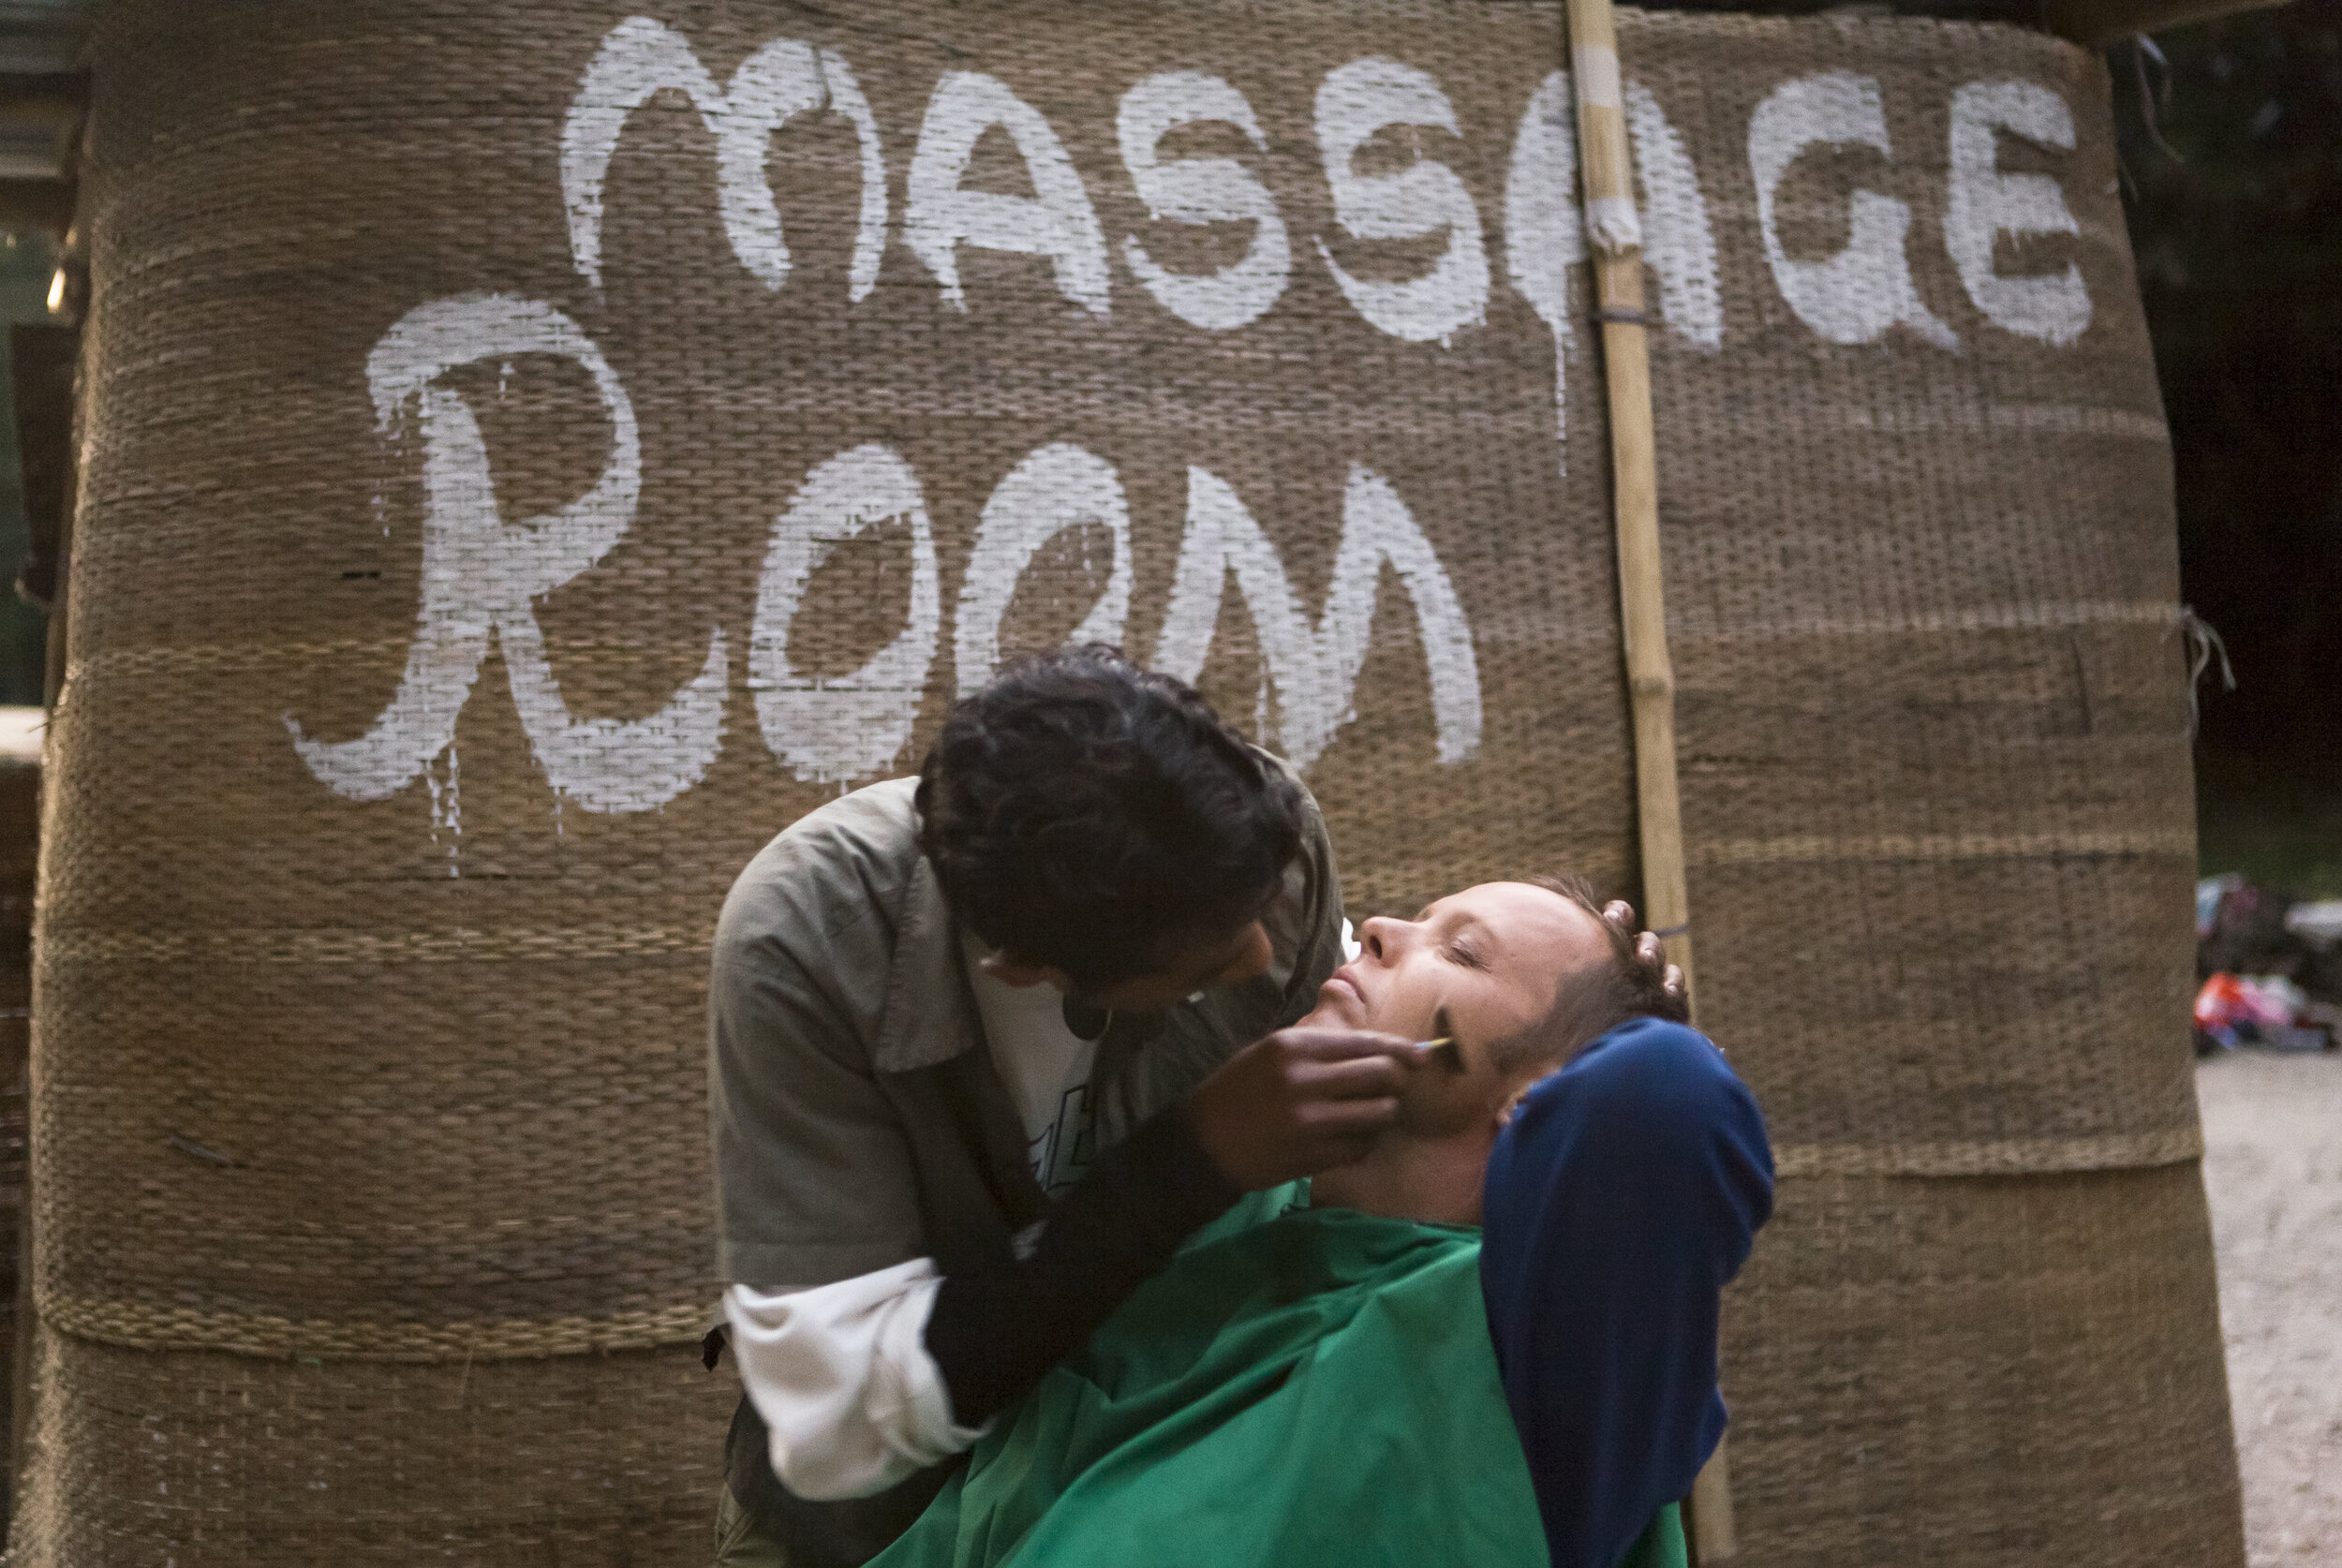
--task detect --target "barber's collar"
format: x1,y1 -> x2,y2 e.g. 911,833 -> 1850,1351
873,850 -> 982,1074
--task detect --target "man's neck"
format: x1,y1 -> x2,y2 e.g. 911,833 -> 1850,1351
1310,1126 -> 1495,1227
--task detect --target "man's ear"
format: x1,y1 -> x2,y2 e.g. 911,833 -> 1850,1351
1495,1081 -> 1535,1131
980,951 -> 1075,993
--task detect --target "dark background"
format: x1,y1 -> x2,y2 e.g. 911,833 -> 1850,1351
0,231 -> 53,709
2117,1 -> 2342,894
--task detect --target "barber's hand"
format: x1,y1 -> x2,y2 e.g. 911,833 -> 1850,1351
1601,899 -> 1687,1007
1184,1028 -> 1413,1190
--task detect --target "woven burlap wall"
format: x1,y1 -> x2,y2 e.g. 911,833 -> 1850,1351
24,2 -> 2237,1562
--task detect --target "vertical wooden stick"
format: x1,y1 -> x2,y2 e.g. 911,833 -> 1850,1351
1560,0 -> 1732,1559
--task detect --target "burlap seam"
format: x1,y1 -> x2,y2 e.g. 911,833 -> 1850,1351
34,1294 -> 712,1361
38,925 -> 712,965
37,1128 -> 2205,1362
1773,1126 -> 2204,1177
1691,829 -> 2194,868
1679,599 -> 2179,643
58,600 -> 2183,688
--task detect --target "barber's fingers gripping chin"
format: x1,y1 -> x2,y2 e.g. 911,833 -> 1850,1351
1183,1028 -> 1413,1191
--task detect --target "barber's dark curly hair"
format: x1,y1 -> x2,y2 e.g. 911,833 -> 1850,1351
915,645 -> 1306,994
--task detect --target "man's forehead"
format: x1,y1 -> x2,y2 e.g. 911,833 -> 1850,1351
1417,880 -> 1577,922
1427,882 -> 1606,958
1408,902 -> 1495,946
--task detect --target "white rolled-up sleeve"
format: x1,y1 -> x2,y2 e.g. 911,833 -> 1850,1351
724,1259 -> 991,1501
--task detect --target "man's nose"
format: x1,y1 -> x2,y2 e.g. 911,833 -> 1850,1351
1356,914 -> 1418,964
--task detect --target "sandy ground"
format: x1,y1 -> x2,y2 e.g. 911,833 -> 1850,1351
2199,1050 -> 2342,1564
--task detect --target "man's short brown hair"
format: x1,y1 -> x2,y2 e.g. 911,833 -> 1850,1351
1490,872 -> 1692,1077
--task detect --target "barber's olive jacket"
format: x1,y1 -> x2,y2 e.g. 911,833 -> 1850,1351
710,758 -> 1345,1291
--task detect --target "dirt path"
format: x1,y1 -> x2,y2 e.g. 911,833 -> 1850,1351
2199,1051 -> 2342,1564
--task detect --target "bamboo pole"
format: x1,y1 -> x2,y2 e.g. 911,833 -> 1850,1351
1559,0 -> 1733,1559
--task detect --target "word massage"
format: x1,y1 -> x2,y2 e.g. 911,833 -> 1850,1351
292,14 -> 2100,815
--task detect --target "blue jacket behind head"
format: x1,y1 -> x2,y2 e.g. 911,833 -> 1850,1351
1479,1017 -> 1776,1568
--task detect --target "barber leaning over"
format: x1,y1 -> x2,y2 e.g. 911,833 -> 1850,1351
706,644 -> 1401,1564
705,644 -> 1687,1566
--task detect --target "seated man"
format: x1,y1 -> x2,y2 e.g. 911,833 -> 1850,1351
867,875 -> 1773,1568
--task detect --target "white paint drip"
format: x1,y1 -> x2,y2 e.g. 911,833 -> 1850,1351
1150,466 -> 1481,769
1117,71 -> 1291,331
444,746 -> 461,876
953,442 -> 1134,697
421,747 -> 463,874
1503,72 -> 1586,466
749,444 -> 941,783
1313,58 -> 1490,345
287,293 -> 727,814
1749,71 -> 1958,351
906,71 -> 1111,317
1946,80 -> 2091,346
562,18 -> 889,300
1505,73 -> 1724,467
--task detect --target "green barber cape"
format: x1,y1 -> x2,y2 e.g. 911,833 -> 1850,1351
873,1191 -> 1684,1568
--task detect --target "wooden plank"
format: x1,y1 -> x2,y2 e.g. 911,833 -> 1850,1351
1563,0 -> 1729,1556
